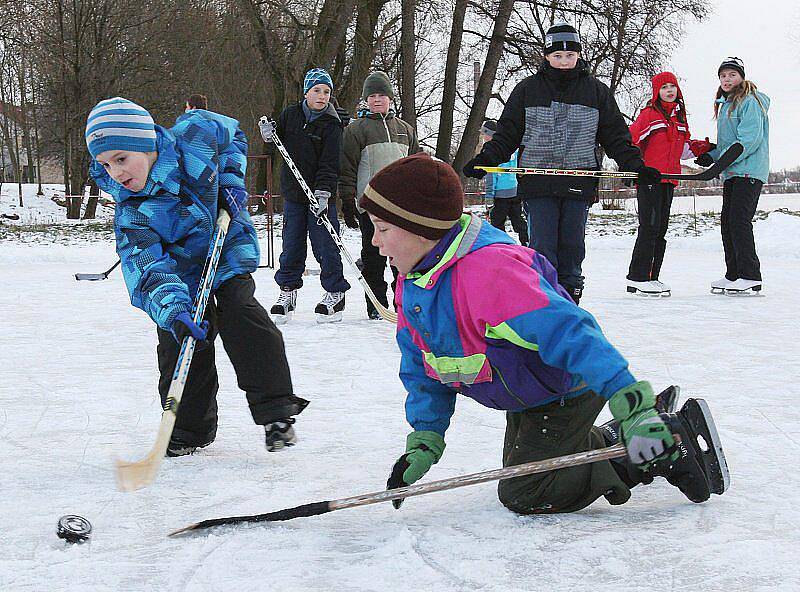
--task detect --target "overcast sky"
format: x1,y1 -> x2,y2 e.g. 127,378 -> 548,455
670,0 -> 799,170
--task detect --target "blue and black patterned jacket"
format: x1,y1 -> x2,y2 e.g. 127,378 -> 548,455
90,109 -> 259,330
480,60 -> 644,201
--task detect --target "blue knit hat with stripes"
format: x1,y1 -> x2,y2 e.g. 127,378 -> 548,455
85,97 -> 157,159
303,68 -> 334,94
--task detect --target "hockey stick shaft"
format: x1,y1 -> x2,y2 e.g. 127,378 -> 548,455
168,443 -> 626,536
74,258 -> 121,281
478,143 -> 744,182
115,209 -> 232,492
260,117 -> 397,323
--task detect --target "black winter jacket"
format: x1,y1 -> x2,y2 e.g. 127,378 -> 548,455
276,101 -> 343,204
480,61 -> 644,200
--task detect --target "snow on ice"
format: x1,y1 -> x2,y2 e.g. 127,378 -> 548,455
1,185 -> 798,591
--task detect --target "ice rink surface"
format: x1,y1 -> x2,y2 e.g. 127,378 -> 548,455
1,203 -> 798,591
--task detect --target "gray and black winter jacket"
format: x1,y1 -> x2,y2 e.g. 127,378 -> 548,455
480,60 -> 644,201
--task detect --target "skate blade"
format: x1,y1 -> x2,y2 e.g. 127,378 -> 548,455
723,288 -> 763,296
710,287 -> 726,294
627,288 -> 670,297
680,398 -> 730,495
315,311 -> 343,324
271,312 -> 292,325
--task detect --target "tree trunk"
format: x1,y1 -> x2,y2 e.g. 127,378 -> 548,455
452,0 -> 514,176
435,0 -> 468,162
310,0 -> 359,69
399,0 -> 416,126
338,0 -> 389,113
83,179 -> 99,219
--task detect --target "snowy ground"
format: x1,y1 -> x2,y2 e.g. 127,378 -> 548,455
1,200 -> 799,591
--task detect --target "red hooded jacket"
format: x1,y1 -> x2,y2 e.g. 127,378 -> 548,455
629,72 -> 712,185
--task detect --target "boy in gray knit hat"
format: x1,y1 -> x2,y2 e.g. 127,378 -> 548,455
339,70 -> 421,319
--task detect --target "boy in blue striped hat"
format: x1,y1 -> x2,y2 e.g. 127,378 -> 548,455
86,97 -> 308,456
266,68 -> 351,323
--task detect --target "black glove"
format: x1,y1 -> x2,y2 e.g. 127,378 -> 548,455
637,165 -> 662,185
340,198 -> 359,229
336,107 -> 351,128
463,153 -> 490,179
694,153 -> 715,167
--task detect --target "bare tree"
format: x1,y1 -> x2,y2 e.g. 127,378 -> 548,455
435,0 -> 467,161
399,0 -> 417,126
452,0 -> 515,175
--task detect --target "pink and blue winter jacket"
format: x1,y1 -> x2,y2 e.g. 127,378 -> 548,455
396,213 -> 635,436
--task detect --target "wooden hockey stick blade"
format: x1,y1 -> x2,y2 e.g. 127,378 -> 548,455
168,443 -> 626,537
115,412 -> 176,491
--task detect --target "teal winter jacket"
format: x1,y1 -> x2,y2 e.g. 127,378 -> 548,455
709,91 -> 770,183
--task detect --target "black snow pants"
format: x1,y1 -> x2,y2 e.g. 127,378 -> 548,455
627,182 -> 674,282
490,196 -> 529,245
358,211 -> 399,316
156,273 -> 301,447
721,177 -> 762,281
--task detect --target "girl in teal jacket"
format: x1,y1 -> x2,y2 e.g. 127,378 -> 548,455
700,57 -> 770,294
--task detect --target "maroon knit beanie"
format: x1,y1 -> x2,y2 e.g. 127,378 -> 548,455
359,153 -> 464,239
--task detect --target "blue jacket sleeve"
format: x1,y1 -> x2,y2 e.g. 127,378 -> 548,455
194,111 -> 248,189
397,325 -> 457,436
114,204 -> 193,331
731,96 -> 767,161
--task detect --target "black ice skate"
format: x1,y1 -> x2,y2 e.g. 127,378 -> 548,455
265,418 -> 297,452
598,385 -> 680,451
315,291 -> 345,323
270,287 -> 297,325
649,398 -> 730,502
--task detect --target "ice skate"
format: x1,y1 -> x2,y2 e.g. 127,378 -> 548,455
315,291 -> 345,323
270,287 -> 297,324
626,279 -> 670,297
723,278 -> 762,296
265,418 -> 297,451
654,384 -> 680,413
651,398 -> 730,502
710,277 -> 732,294
598,385 -> 680,447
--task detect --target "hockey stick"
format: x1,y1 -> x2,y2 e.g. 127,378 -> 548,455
75,258 -> 121,281
115,209 -> 232,492
477,142 -> 744,182
259,117 -> 397,323
168,443 -> 626,536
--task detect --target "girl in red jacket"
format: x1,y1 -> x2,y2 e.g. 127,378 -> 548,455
626,72 -> 713,296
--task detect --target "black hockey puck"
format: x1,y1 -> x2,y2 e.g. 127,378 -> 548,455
57,515 -> 92,544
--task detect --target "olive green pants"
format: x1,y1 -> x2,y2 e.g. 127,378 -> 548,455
497,392 -> 631,514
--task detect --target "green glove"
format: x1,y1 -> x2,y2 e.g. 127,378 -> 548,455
386,431 -> 446,509
609,381 -> 678,470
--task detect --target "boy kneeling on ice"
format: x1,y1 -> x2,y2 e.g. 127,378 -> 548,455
363,153 -> 727,514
